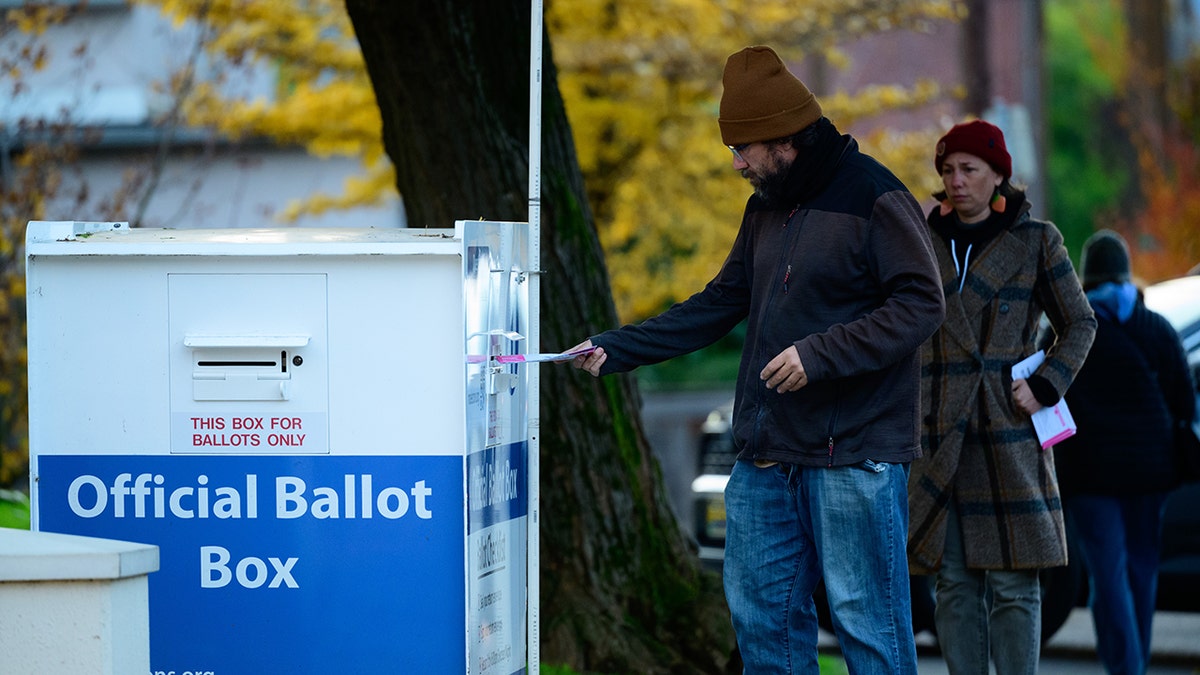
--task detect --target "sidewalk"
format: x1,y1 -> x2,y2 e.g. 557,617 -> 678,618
1043,608 -> 1200,665
819,608 -> 1200,670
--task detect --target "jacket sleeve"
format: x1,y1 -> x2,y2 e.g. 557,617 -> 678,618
794,190 -> 946,382
592,216 -> 753,374
1034,222 -> 1097,395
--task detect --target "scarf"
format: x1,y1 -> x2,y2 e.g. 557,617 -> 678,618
749,117 -> 850,211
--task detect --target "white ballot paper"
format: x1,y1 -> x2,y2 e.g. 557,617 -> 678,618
495,346 -> 598,364
1011,350 -> 1077,449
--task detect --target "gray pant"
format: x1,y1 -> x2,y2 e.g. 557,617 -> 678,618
935,504 -> 1042,675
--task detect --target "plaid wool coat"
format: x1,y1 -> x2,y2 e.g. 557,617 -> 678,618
907,200 -> 1096,573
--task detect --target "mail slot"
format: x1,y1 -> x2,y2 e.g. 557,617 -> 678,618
185,335 -> 310,401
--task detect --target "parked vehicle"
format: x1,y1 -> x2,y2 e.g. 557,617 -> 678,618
689,273 -> 1200,641
1142,274 -> 1200,613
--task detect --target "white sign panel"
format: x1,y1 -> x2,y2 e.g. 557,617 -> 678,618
463,221 -> 530,674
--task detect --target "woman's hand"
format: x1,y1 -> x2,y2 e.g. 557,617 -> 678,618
1011,378 -> 1043,415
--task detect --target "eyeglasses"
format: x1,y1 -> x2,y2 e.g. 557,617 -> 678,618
728,143 -> 750,161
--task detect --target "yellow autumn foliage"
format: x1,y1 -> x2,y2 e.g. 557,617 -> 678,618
549,0 -> 964,321
5,6 -> 68,35
140,0 -> 396,220
0,0 -> 969,486
149,0 -> 964,321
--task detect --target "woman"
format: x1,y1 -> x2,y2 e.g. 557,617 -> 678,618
907,119 -> 1097,674
1048,230 -> 1196,675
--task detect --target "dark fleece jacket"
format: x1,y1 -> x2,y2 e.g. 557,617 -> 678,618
592,119 -> 945,467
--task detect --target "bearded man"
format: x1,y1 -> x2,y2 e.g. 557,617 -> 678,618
571,45 -> 945,674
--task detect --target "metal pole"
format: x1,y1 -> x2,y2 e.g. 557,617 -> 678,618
526,0 -> 543,672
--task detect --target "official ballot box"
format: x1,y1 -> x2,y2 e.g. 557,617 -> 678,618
26,220 -> 532,674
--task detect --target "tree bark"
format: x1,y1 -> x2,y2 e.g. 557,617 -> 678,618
1124,0 -> 1171,156
342,2 -> 736,673
962,0 -> 991,116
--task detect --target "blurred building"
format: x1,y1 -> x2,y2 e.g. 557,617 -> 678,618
0,0 -> 404,229
791,0 -> 1047,215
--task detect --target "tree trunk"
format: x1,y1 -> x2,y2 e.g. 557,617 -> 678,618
1124,0 -> 1171,157
962,0 -> 991,116
342,2 -> 736,673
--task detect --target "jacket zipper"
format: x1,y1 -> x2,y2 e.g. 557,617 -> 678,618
751,204 -> 804,458
781,205 -> 802,295
826,383 -> 842,467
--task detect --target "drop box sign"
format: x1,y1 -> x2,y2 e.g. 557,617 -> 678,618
27,221 -> 532,674
37,454 -> 462,673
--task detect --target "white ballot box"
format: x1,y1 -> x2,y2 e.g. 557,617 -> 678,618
27,220 -> 532,674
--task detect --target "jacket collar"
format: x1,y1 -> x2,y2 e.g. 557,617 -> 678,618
934,198 -> 1035,354
747,117 -> 851,212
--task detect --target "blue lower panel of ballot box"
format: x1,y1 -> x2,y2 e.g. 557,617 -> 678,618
36,454 -> 465,674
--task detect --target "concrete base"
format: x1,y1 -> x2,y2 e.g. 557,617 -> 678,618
0,528 -> 158,675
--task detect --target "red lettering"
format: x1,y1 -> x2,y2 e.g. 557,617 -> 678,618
232,417 -> 264,430
267,433 -> 306,447
192,433 -> 260,447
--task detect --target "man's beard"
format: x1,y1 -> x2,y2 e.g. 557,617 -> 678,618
744,154 -> 791,203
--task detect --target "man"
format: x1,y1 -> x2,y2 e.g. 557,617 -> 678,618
571,46 -> 944,673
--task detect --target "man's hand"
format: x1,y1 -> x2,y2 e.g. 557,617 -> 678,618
1011,378 -> 1043,415
761,345 -> 808,393
568,340 -> 606,376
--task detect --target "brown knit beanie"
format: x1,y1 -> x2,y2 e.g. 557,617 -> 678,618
719,46 -> 822,146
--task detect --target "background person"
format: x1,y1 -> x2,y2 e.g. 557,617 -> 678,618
1046,229 -> 1196,675
906,119 -> 1097,675
570,45 -> 945,674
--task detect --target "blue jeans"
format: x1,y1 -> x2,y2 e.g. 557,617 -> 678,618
934,504 -> 1041,675
1065,493 -> 1167,675
723,458 -> 917,674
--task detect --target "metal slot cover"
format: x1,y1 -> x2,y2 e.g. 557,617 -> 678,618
189,339 -> 306,401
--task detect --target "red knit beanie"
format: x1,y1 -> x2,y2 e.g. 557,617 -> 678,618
934,119 -> 1012,178
719,46 -> 822,146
